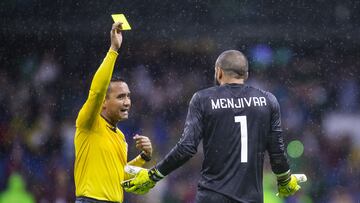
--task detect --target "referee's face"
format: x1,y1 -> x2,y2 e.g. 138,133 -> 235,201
104,81 -> 131,122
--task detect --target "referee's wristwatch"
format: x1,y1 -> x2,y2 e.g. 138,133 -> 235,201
140,151 -> 152,162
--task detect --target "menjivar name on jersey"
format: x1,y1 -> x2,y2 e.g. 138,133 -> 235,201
211,97 -> 267,110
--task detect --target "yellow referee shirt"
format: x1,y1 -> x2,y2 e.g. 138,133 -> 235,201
74,50 -> 143,202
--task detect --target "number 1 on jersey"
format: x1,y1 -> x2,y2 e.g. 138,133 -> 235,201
234,116 -> 248,163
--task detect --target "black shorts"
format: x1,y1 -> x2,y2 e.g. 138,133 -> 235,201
75,196 -> 120,203
195,187 -> 239,203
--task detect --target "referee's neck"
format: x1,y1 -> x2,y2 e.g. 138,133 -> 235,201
101,113 -> 117,127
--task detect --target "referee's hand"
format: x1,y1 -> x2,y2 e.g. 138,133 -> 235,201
110,22 -> 123,52
133,134 -> 152,158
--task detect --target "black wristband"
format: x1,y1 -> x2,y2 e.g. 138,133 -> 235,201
140,151 -> 151,162
277,171 -> 292,186
148,167 -> 164,182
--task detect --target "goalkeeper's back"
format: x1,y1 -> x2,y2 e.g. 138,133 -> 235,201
194,83 -> 288,202
154,50 -> 291,203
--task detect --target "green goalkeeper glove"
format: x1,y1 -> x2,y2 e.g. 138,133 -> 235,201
276,171 -> 307,198
122,167 -> 164,195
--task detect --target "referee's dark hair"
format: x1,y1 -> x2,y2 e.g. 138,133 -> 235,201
110,75 -> 126,83
106,75 -> 127,97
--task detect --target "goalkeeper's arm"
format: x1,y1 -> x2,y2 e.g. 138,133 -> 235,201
267,128 -> 306,197
267,93 -> 305,197
123,94 -> 204,194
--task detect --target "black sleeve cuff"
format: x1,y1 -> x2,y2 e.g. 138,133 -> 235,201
148,167 -> 165,182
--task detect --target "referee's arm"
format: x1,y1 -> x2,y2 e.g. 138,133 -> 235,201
76,23 -> 122,130
76,50 -> 118,129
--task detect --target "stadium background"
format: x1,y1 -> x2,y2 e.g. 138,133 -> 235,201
0,0 -> 359,202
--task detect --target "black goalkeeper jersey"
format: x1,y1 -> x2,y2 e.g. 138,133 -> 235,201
156,83 -> 290,203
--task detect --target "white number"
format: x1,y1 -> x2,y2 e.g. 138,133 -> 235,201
234,116 -> 248,163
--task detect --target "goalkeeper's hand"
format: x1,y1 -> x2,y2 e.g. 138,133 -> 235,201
122,167 -> 164,195
276,171 -> 307,198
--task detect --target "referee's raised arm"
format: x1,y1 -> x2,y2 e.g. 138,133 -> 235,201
76,22 -> 123,130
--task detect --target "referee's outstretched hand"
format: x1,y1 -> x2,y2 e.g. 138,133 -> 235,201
110,22 -> 123,52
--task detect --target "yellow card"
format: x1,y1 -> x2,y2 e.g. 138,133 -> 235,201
111,14 -> 132,30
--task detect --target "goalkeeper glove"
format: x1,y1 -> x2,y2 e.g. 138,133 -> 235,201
122,167 -> 164,195
276,171 -> 307,197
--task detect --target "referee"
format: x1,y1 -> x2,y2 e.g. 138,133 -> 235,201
74,22 -> 153,203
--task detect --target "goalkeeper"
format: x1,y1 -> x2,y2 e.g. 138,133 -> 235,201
124,50 -> 306,202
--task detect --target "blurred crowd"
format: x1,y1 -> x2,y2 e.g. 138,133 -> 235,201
0,37 -> 359,203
